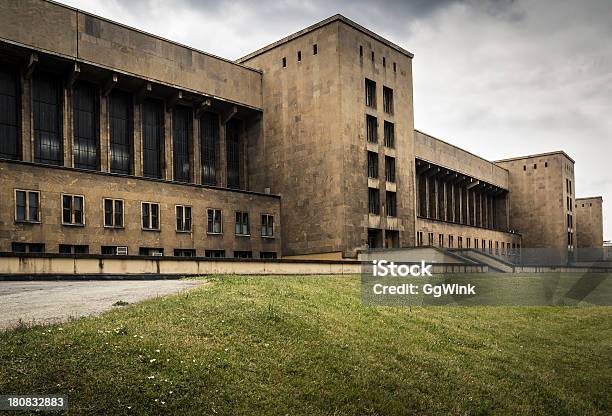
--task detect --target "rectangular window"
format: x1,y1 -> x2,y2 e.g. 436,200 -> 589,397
207,208 -> 222,234
368,188 -> 380,215
226,119 -> 241,189
282,57 -> 286,67
142,202 -> 160,230
0,66 -> 20,160
72,81 -> 99,170
235,212 -> 250,236
174,249 -> 195,257
384,121 -> 394,148
383,86 -> 393,114
367,151 -> 378,178
234,251 -> 253,259
205,249 -> 225,258
12,242 -> 45,253
15,190 -> 40,222
366,115 -> 377,143
393,62 -> 397,72
33,73 -> 62,165
428,233 -> 434,246
62,194 -> 84,225
297,51 -> 302,61
108,89 -> 133,174
200,112 -> 219,185
365,79 -> 376,108
101,246 -> 128,256
458,237 -> 463,249
142,99 -> 163,179
438,234 -> 444,247
386,191 -> 397,217
104,198 -> 124,228
385,156 -> 395,182
139,247 -> 164,256
261,214 -> 274,237
417,232 -> 423,246
59,244 -> 89,254
382,57 -> 386,67
448,235 -> 454,248
260,251 -> 277,259
313,44 -> 318,55
176,205 -> 192,232
173,106 -> 191,182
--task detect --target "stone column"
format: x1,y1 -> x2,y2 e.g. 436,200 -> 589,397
63,86 -> 72,167
218,121 -> 227,187
99,95 -> 109,172
133,103 -> 142,177
192,112 -> 201,184
164,107 -> 173,181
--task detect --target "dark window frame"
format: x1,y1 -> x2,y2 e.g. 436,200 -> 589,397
108,89 -> 133,174
366,115 -> 378,143
261,214 -> 274,238
385,156 -> 396,183
386,191 -> 397,217
200,112 -> 219,186
207,208 -> 223,234
176,204 -> 192,232
72,80 -> 100,170
103,198 -> 124,228
172,105 -> 192,182
365,78 -> 376,108
384,121 -> 394,148
33,72 -> 63,166
383,86 -> 394,115
367,151 -> 378,179
142,98 -> 164,179
61,194 -> 85,226
14,189 -> 40,223
368,188 -> 380,215
141,201 -> 160,231
0,64 -> 21,160
235,211 -> 250,236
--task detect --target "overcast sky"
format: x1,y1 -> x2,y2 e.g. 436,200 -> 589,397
58,0 -> 612,241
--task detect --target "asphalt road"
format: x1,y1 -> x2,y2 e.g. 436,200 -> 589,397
0,279 -> 204,330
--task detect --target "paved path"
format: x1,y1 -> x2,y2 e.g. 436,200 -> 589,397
0,280 -> 204,330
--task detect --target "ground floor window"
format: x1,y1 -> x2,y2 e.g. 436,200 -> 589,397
174,249 -> 195,257
12,242 -> 45,253
260,252 -> 277,259
234,251 -> 253,259
59,244 -> 89,254
205,250 -> 225,258
101,246 -> 128,255
139,247 -> 163,256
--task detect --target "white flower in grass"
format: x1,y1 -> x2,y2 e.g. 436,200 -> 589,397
147,375 -> 155,379
150,359 -> 156,363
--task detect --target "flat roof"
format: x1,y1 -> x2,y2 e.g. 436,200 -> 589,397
495,150 -> 575,164
237,14 -> 414,63
576,196 -> 603,201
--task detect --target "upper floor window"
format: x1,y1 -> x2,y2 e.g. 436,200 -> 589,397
368,188 -> 380,215
62,194 -> 84,226
72,81 -> 99,170
366,115 -> 378,143
0,66 -> 20,160
142,202 -> 160,230
261,214 -> 274,237
109,89 -> 133,174
142,99 -> 163,179
172,106 -> 192,182
297,51 -> 302,62
33,73 -> 63,166
104,198 -> 124,228
385,156 -> 396,183
313,44 -> 318,55
386,191 -> 397,217
207,208 -> 222,234
383,87 -> 394,114
365,79 -> 376,108
367,151 -> 378,179
384,121 -> 394,148
176,205 -> 192,232
15,190 -> 40,223
200,112 -> 219,186
235,211 -> 250,236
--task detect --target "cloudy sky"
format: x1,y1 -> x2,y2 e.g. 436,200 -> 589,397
58,0 -> 612,240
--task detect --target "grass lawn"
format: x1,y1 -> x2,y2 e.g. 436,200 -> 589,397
1,275 -> 610,415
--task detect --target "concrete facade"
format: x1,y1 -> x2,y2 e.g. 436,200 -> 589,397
575,197 -> 604,248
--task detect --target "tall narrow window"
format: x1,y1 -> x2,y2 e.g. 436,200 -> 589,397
368,188 -> 380,215
384,121 -> 395,148
297,51 -> 302,62
142,202 -> 160,230
382,57 -> 386,67
207,208 -> 222,234
235,212 -> 250,236
0,66 -> 20,160
200,112 -> 219,186
282,57 -> 286,67
385,156 -> 395,182
142,99 -> 163,179
176,205 -> 192,232
62,194 -> 84,225
386,191 -> 397,217
365,78 -> 376,108
393,62 -> 397,72
367,151 -> 378,179
261,214 -> 274,237
226,119 -> 241,189
72,81 -> 99,170
15,190 -> 40,222
383,86 -> 394,114
366,115 -> 377,143
33,74 -> 62,165
173,106 -> 191,182
313,44 -> 318,55
104,198 -> 124,228
109,89 -> 132,174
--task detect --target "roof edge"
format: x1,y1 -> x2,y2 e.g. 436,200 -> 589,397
237,14 -> 414,63
576,196 -> 603,201
495,150 -> 575,164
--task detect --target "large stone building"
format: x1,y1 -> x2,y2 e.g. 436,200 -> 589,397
0,0 -> 605,262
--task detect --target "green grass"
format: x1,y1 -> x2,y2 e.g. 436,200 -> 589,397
1,275 -> 610,415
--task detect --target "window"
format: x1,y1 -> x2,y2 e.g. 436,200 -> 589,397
384,121 -> 394,148
139,247 -> 163,256
523,165 -> 526,171
235,212 -> 250,236
0,66 -> 20,160
365,79 -> 376,108
261,214 -> 274,237
109,90 -> 133,174
366,115 -> 378,143
205,250 -> 225,258
428,232 -> 434,246
142,99 -> 163,179
282,57 -> 286,67
207,208 -> 222,234
367,151 -> 378,178
173,106 -> 191,182
33,73 -> 62,165
448,235 -> 454,248
545,162 -> 548,168
534,164 -> 537,169
417,231 -> 423,246
383,86 -> 393,114
458,237 -> 463,248
438,234 -> 444,247
226,119 -> 241,189
386,191 -> 396,217
15,190 -> 40,222
475,239 -> 479,249
142,202 -> 160,230
393,62 -> 397,72
466,238 -> 471,248
297,51 -> 302,62
368,188 -> 380,215
359,45 -> 363,56
104,198 -> 124,228
72,81 -> 99,170
174,249 -> 195,257
234,251 -> 253,259
101,246 -> 128,256
59,244 -> 88,254
385,156 -> 395,182
313,44 -> 318,55
62,194 -> 84,226
371,51 -> 375,61
176,205 -> 192,232
260,252 -> 277,259
382,57 -> 386,67
200,112 -> 219,185
12,242 -> 44,253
